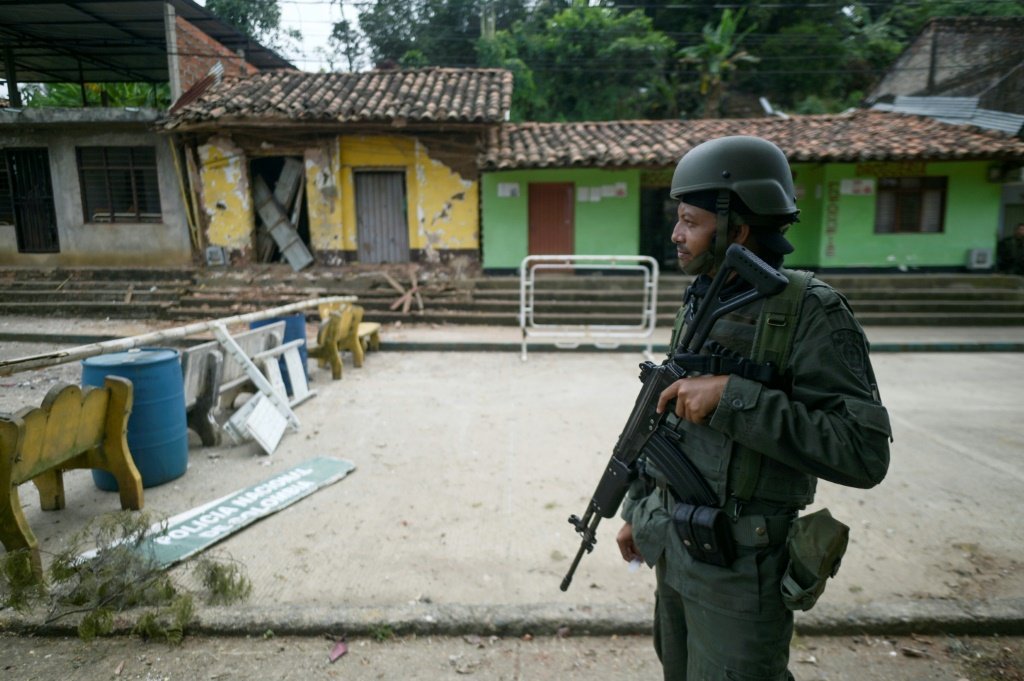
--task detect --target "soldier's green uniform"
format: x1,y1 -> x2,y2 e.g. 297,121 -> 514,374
622,136 -> 892,680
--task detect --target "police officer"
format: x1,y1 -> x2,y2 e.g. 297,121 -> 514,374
616,136 -> 891,680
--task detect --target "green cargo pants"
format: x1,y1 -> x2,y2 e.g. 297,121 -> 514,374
653,558 -> 796,681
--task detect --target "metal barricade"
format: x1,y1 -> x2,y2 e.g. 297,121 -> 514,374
519,255 -> 659,361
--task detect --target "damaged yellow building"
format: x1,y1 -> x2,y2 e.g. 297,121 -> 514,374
163,68 -> 511,267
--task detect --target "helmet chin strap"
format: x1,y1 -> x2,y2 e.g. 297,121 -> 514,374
682,249 -> 715,276
713,189 -> 731,271
681,190 -> 733,277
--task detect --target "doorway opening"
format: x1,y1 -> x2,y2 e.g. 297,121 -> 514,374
249,156 -> 310,264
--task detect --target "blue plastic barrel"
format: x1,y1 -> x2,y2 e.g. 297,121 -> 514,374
250,313 -> 308,395
82,348 -> 188,490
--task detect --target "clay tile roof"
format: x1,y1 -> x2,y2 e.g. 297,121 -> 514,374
163,68 -> 514,129
480,110 -> 1024,169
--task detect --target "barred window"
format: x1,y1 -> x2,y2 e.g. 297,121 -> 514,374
874,176 -> 946,234
0,154 -> 14,226
77,146 -> 162,223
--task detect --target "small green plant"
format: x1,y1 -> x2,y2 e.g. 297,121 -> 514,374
0,550 -> 44,611
133,595 -> 195,644
196,558 -> 252,605
77,607 -> 114,642
0,510 -> 251,644
369,623 -> 395,642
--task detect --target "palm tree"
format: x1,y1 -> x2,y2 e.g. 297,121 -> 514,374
678,8 -> 759,118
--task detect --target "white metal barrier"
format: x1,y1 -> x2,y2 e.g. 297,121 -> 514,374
519,254 -> 659,361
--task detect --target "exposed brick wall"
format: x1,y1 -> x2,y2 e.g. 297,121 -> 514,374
175,16 -> 259,94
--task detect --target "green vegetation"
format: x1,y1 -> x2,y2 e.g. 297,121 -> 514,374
17,0 -> 1024,119
369,623 -> 396,641
678,8 -> 759,118
205,0 -> 300,55
0,511 -> 252,644
345,0 -> 1024,119
23,82 -> 171,109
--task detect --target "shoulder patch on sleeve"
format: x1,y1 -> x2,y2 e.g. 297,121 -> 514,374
831,328 -> 868,377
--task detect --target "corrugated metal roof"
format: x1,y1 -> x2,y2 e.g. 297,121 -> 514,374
891,96 -> 980,118
872,96 -> 1024,136
0,0 -> 292,84
973,109 -> 1024,136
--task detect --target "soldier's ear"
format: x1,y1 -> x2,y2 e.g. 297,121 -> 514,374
731,223 -> 752,246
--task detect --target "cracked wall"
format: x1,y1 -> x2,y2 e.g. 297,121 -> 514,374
338,135 -> 478,262
305,140 -> 344,263
198,136 -> 253,257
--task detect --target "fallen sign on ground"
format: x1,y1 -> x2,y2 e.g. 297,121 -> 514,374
81,457 -> 356,568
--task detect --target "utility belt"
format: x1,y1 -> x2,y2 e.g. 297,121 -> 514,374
644,456 -> 794,568
646,456 -> 847,612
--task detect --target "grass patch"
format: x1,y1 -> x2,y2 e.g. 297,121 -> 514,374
369,623 -> 395,642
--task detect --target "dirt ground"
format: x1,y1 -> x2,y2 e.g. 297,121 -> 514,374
2,632 -> 1023,681
3,324 -> 1024,681
4,338 -> 1023,615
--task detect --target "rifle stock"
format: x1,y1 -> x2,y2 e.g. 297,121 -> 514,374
559,244 -> 788,592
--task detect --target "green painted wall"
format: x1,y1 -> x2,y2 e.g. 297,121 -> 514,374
802,160 -> 1000,269
483,160 -> 1002,270
481,169 -> 640,269
788,163 -> 824,269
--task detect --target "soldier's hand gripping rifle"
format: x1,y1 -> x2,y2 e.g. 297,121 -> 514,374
560,244 -> 789,591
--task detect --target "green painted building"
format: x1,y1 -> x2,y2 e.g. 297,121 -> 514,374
480,113 -> 1024,272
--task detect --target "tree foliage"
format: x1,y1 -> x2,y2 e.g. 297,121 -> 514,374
205,0 -> 301,56
497,4 -> 674,121
357,0 -> 530,68
23,82 -> 171,109
337,0 -> 1024,119
678,8 -> 759,118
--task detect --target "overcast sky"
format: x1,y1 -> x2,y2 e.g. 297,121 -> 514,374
197,0 -> 357,72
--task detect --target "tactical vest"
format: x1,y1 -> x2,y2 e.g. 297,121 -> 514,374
666,269 -> 817,508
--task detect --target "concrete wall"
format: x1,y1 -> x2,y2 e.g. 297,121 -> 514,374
197,135 -> 253,259
797,160 -> 1001,269
786,162 -> 825,270
480,168 -> 641,269
482,160 -> 1003,271
198,132 -> 479,265
0,111 -> 192,267
339,134 -> 478,263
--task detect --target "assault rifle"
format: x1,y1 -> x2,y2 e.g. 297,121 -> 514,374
560,244 -> 789,591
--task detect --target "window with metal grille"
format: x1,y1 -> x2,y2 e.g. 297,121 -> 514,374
0,153 -> 15,226
874,176 -> 947,234
76,146 -> 162,223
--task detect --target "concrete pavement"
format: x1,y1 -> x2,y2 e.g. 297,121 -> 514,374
1,317 -> 1023,639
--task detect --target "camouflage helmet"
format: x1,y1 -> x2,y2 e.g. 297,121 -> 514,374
670,135 -> 798,221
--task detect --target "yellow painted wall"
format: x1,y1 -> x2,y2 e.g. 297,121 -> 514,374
198,136 -> 253,251
304,140 -> 344,255
194,133 -> 478,262
339,135 -> 478,260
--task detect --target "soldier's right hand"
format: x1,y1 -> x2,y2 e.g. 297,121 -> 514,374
616,523 -> 644,563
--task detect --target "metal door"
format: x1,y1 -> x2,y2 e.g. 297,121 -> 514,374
528,182 -> 574,255
355,171 -> 408,263
2,148 -> 59,253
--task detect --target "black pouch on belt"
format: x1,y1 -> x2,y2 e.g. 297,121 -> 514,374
671,502 -> 736,568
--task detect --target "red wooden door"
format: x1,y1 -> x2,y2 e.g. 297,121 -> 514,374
528,182 -> 574,255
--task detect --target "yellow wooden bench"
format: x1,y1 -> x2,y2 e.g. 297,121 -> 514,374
0,377 -> 143,576
316,302 -> 381,370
